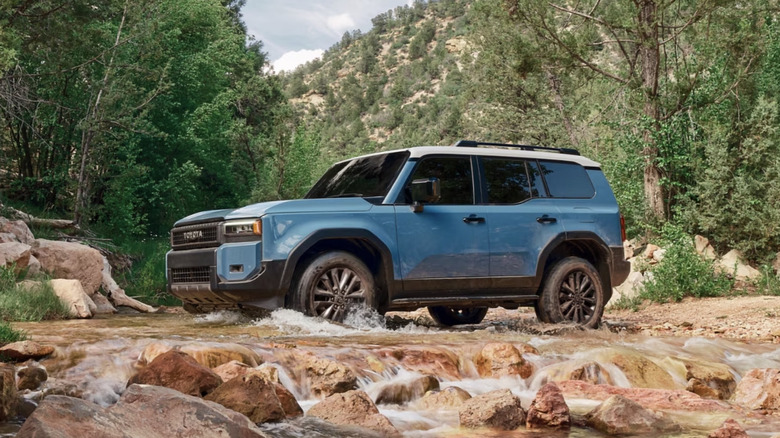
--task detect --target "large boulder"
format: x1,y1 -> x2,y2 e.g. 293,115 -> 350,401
32,239 -> 104,295
541,361 -> 614,386
717,250 -> 761,281
127,350 -> 222,397
17,364 -> 48,391
585,395 -> 680,435
0,363 -> 16,421
49,279 -> 96,318
0,242 -> 31,275
375,375 -> 439,405
600,350 -> 677,389
273,382 -> 303,419
459,389 -> 525,430
609,271 -> 645,306
16,384 -> 269,438
416,386 -> 472,410
299,352 -> 357,398
375,347 -> 461,380
307,390 -> 399,436
733,368 -> 780,410
140,342 -> 262,369
474,342 -> 534,379
708,419 -> 749,438
0,341 -> 54,362
683,359 -> 736,400
526,383 -> 570,429
0,218 -> 34,244
204,374 -> 291,423
559,380 -> 729,412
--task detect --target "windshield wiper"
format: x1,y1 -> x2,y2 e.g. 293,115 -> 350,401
326,193 -> 365,198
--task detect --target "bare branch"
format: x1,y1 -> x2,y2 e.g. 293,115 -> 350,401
548,2 -> 633,31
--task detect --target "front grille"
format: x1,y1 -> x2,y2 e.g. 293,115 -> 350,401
171,223 -> 219,249
170,266 -> 211,284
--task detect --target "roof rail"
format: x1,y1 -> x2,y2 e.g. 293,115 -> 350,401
452,139 -> 580,156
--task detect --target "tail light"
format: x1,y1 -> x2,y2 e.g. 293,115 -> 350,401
620,214 -> 627,242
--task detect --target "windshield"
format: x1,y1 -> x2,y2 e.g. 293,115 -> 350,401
306,151 -> 410,199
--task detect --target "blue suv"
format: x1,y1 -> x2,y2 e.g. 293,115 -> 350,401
167,141 -> 629,328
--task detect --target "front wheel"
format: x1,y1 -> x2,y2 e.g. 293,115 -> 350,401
428,306 -> 488,326
537,257 -> 605,328
292,251 -> 377,322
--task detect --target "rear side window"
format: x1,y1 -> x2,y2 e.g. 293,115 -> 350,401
539,160 -> 595,198
482,158 -> 531,204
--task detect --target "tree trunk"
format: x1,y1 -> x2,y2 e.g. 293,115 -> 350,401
638,0 -> 665,220
545,70 -> 579,148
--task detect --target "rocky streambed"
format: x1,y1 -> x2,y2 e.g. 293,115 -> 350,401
3,308 -> 780,437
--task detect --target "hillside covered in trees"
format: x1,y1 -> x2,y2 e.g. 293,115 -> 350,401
2,0 -> 780,265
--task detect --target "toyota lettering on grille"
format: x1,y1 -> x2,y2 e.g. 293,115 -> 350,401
183,230 -> 204,241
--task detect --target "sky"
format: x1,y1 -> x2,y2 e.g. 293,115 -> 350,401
243,0 -> 412,72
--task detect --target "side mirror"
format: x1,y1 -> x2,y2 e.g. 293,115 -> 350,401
410,177 -> 441,212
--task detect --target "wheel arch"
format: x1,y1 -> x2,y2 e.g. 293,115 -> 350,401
536,232 -> 613,302
280,229 -> 395,311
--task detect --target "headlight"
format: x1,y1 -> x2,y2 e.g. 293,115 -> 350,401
224,219 -> 262,236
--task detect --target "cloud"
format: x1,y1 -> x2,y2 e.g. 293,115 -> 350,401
326,13 -> 357,35
272,49 -> 325,72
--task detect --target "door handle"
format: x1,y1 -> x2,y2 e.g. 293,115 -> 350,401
536,215 -> 557,224
463,215 -> 485,224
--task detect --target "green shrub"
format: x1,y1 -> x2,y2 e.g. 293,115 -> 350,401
118,239 -> 179,306
0,265 -> 69,323
641,225 -> 733,303
0,321 -> 25,345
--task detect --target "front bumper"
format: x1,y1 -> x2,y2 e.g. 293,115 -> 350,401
166,247 -> 286,310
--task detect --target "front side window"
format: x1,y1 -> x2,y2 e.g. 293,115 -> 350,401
306,151 -> 410,199
539,160 -> 595,198
483,158 -> 532,204
406,156 -> 474,205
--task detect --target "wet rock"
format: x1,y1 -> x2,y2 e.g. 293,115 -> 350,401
0,218 -> 34,244
526,382 -> 570,429
376,347 -> 461,380
127,350 -> 222,397
666,358 -> 735,400
602,350 -> 676,389
585,394 -> 680,435
474,342 -> 534,379
0,242 -> 31,275
17,364 -> 47,391
717,250 -> 761,281
41,379 -> 84,399
252,363 -> 280,383
307,390 -> 399,436
695,235 -> 718,260
140,342 -> 262,369
733,368 -> 780,410
708,419 -> 749,438
0,341 -> 54,362
543,361 -> 613,385
300,353 -> 357,398
559,380 -> 729,412
32,239 -> 104,295
274,382 -> 303,418
416,386 -> 472,410
458,389 -> 525,430
17,384 -> 268,438
0,363 -> 17,421
90,292 -> 117,314
49,279 -> 97,318
204,374 -> 288,423
375,375 -> 439,405
213,360 -> 252,382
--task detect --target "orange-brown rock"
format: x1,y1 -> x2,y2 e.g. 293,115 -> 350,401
733,368 -> 780,410
559,380 -> 729,412
204,374 -> 287,423
526,383 -> 570,429
585,395 -> 680,435
707,419 -> 749,438
127,350 -> 222,397
375,375 -> 439,405
417,386 -> 472,410
17,365 -> 47,391
0,341 -> 54,362
459,389 -> 525,430
0,363 -> 16,421
307,390 -> 399,436
32,239 -> 104,295
474,342 -> 533,379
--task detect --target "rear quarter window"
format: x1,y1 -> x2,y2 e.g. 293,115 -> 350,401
539,160 -> 595,198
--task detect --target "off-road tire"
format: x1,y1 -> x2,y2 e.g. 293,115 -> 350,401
292,251 -> 376,322
537,257 -> 605,328
427,306 -> 488,326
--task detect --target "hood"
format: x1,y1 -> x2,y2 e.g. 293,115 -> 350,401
174,198 -> 374,226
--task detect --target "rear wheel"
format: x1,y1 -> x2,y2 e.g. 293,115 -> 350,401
293,251 -> 376,322
427,306 -> 488,326
537,257 -> 605,328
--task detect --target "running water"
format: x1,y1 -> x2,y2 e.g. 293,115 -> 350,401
11,309 -> 780,437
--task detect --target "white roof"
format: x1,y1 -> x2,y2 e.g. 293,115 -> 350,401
344,145 -> 601,168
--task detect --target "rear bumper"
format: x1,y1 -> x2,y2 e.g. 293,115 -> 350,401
610,245 -> 630,287
166,248 -> 286,310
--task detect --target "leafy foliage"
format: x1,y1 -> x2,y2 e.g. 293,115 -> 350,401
0,265 -> 70,322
